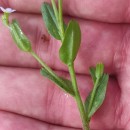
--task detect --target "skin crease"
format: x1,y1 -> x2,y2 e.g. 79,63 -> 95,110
0,0 -> 130,130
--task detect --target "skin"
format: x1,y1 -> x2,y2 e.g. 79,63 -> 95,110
0,0 -> 130,129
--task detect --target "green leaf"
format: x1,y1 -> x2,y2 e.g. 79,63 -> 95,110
59,20 -> 81,65
10,20 -> 32,52
89,67 -> 96,83
85,74 -> 109,118
41,2 -> 61,40
40,68 -> 75,96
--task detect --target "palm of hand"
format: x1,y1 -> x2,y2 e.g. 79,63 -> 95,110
0,0 -> 130,130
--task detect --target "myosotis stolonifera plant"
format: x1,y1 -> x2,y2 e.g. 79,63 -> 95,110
0,0 -> 109,130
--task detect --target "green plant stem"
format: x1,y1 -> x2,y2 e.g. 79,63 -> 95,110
51,0 -> 59,21
68,63 -> 89,130
30,50 -> 54,73
30,50 -> 64,84
58,0 -> 64,41
2,12 -> 9,26
88,78 -> 99,114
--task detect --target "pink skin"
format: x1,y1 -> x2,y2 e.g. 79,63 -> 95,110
0,0 -> 130,129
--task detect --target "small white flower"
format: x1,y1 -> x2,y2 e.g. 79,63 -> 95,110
0,7 -> 16,13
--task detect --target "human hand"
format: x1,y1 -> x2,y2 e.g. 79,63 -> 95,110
0,0 -> 130,129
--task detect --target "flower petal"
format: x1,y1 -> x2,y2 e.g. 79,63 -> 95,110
0,7 -> 6,12
6,8 -> 16,13
0,7 -> 16,13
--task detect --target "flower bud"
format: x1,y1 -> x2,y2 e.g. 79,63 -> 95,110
10,20 -> 32,52
0,7 -> 16,26
95,63 -> 104,79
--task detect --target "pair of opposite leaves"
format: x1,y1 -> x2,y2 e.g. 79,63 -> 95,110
42,2 -> 81,66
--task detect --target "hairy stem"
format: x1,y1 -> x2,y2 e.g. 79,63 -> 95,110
68,63 -> 90,130
58,0 -> 64,41
30,50 -> 64,84
51,0 -> 59,21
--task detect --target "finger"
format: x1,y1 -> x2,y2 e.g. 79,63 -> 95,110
116,40 -> 130,129
0,111 -> 79,130
0,13 -> 127,74
0,0 -> 129,23
0,66 -> 121,129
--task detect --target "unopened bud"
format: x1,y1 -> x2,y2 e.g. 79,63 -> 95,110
95,63 -> 104,79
